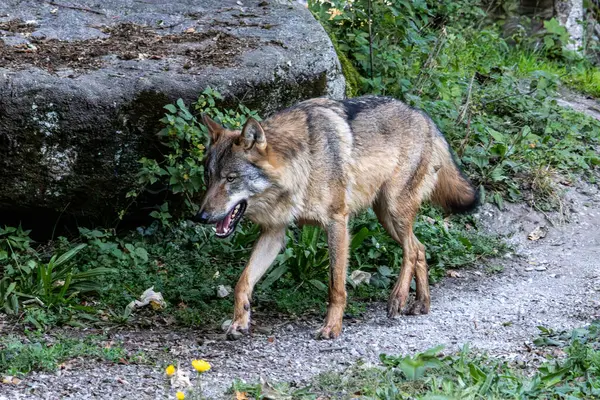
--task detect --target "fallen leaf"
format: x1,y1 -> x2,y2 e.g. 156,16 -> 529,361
216,285 -> 232,298
126,287 -> 166,314
446,269 -> 462,278
221,319 -> 232,332
170,367 -> 192,389
185,27 -> 196,33
423,216 -> 436,225
349,270 -> 371,286
235,391 -> 249,400
2,376 -> 21,385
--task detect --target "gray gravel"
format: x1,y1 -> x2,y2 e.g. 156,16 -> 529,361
1,181 -> 599,400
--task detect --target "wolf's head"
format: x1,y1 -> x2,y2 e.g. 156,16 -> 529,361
193,115 -> 272,238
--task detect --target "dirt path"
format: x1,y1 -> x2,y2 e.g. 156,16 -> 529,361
1,180 -> 599,400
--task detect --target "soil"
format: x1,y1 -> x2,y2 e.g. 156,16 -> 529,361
0,22 -> 258,71
0,19 -> 37,34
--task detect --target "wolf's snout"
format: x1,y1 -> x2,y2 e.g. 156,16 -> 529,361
193,210 -> 211,224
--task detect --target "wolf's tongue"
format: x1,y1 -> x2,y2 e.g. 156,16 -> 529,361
216,210 -> 233,234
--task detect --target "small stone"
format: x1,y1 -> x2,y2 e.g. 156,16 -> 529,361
221,319 -> 232,332
255,325 -> 273,335
216,285 -> 232,298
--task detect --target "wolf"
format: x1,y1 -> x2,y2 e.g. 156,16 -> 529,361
194,95 -> 478,340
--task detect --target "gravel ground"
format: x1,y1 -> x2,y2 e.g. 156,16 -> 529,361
1,181 -> 599,400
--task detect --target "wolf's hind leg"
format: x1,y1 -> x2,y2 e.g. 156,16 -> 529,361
404,233 -> 430,315
227,227 -> 286,339
374,195 -> 430,318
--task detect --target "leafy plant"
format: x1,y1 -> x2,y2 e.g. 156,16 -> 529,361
261,225 -> 331,293
134,87 -> 261,223
538,18 -> 572,59
0,227 -> 114,317
0,334 -> 145,376
309,0 -> 600,209
235,321 -> 600,399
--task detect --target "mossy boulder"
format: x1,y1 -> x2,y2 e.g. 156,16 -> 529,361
0,0 -> 345,235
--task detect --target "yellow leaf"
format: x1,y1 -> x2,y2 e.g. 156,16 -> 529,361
235,391 -> 249,400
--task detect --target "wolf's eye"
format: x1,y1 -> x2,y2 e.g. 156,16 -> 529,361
226,175 -> 236,183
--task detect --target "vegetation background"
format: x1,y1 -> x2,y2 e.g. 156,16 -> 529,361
1,0 -> 599,398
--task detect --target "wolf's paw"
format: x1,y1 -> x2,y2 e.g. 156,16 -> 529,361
315,321 -> 342,340
405,298 -> 430,316
226,319 -> 250,340
387,291 -> 409,318
226,302 -> 251,340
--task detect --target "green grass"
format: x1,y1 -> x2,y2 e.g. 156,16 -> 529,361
512,52 -> 600,97
0,333 -> 148,376
231,322 -> 600,399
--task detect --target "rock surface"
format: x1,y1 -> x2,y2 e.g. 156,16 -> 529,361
0,0 -> 344,231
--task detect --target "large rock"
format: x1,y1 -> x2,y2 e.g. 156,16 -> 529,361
0,0 -> 344,234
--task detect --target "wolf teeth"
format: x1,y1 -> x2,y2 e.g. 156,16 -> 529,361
231,204 -> 241,219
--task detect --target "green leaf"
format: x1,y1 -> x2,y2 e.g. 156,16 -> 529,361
309,279 -> 328,292
487,128 -> 506,144
350,227 -> 372,250
135,248 -> 149,262
164,104 -> 177,113
260,264 -> 289,290
53,244 -> 87,268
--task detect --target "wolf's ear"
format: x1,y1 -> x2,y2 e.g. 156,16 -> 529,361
241,118 -> 266,151
202,114 -> 225,142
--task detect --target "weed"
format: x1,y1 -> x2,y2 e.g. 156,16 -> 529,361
0,226 -> 114,322
234,321 -> 600,399
0,334 -> 145,376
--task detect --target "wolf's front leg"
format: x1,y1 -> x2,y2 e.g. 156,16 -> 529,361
227,227 -> 286,340
317,214 -> 349,340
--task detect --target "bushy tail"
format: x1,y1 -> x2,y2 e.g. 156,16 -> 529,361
430,137 -> 479,214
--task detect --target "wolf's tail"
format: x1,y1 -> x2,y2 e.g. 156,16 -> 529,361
429,135 -> 479,214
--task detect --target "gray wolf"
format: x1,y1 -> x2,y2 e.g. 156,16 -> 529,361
193,95 -> 478,339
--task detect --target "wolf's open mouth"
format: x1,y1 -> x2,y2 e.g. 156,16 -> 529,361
214,201 -> 246,238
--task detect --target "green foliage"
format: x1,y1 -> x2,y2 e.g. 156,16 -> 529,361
0,334 -> 145,376
235,322 -> 600,399
0,226 -> 114,320
351,207 -> 503,286
309,0 -> 600,208
539,18 -> 572,59
135,88 -> 261,222
261,226 -> 330,293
